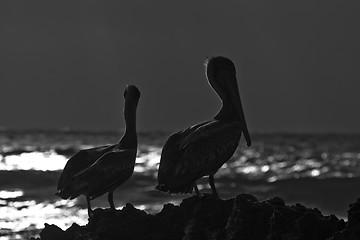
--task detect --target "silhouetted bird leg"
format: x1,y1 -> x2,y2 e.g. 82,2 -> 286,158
209,175 -> 219,198
108,191 -> 116,211
194,183 -> 200,196
86,196 -> 93,217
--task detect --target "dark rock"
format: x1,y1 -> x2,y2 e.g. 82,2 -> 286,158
225,194 -> 274,240
347,199 -> 360,231
34,194 -> 360,240
181,194 -> 233,240
329,199 -> 360,240
39,224 -> 66,240
266,196 -> 285,207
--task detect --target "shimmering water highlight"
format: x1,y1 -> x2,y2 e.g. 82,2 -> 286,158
1,130 -> 360,239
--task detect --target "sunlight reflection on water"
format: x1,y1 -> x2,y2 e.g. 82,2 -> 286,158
0,190 -> 23,199
0,199 -> 87,238
0,200 -> 176,240
1,131 -> 360,240
135,146 -> 161,176
0,148 -> 164,173
1,145 -> 360,182
0,133 -> 359,239
0,151 -> 68,171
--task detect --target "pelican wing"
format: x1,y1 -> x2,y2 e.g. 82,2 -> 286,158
177,121 -> 241,176
57,145 -> 114,192
70,149 -> 137,199
179,120 -> 230,149
158,121 -> 209,171
157,120 -> 241,193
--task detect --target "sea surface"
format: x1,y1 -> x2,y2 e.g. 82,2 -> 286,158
1,130 -> 360,239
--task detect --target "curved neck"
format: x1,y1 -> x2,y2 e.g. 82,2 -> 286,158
214,98 -> 238,122
119,103 -> 137,149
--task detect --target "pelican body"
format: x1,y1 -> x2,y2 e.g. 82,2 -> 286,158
156,56 -> 251,197
56,85 -> 140,216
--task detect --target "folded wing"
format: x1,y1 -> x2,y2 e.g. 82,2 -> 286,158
60,149 -> 136,200
57,145 -> 115,197
157,120 -> 241,193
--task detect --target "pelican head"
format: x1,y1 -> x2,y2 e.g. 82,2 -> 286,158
124,85 -> 141,105
205,56 -> 251,146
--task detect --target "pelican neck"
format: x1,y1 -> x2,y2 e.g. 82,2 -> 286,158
214,99 -> 239,122
119,100 -> 137,149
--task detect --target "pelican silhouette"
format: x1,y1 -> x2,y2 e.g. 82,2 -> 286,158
156,56 -> 251,197
56,85 -> 140,216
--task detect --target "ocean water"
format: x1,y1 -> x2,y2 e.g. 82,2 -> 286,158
1,130 -> 360,239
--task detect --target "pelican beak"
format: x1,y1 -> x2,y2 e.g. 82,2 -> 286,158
226,76 -> 251,147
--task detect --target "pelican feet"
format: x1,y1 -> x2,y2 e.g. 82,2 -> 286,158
86,196 -> 94,218
193,177 -> 220,199
193,183 -> 200,196
108,192 -> 117,212
209,175 -> 219,198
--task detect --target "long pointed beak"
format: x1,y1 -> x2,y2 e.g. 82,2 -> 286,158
226,77 -> 251,147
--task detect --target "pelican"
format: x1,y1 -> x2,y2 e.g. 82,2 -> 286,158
156,56 -> 251,197
56,85 -> 140,216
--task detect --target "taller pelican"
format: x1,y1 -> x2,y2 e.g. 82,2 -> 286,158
156,56 -> 251,197
56,85 -> 140,216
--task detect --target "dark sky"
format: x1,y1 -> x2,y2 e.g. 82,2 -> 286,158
1,0 -> 359,133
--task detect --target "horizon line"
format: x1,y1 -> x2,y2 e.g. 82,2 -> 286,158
1,126 -> 360,135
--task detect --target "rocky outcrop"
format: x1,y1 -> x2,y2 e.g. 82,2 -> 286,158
32,194 -> 360,240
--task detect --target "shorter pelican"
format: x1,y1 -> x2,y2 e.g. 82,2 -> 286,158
156,56 -> 251,197
56,85 -> 140,216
